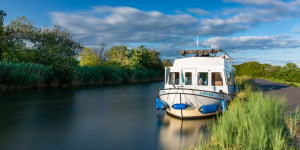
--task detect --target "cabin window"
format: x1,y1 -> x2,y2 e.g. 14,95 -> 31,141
227,72 -> 232,86
211,72 -> 223,86
185,72 -> 192,85
232,73 -> 236,85
169,72 -> 179,85
198,72 -> 208,86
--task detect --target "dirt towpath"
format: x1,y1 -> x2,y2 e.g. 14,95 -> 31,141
254,79 -> 300,112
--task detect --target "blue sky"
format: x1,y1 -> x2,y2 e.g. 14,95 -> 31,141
2,0 -> 300,66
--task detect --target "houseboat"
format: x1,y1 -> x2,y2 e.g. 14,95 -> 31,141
156,49 -> 237,118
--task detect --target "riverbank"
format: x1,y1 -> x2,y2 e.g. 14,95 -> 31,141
191,76 -> 300,149
260,78 -> 300,87
0,61 -> 163,90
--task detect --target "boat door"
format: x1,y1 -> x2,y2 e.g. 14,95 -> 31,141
181,68 -> 196,89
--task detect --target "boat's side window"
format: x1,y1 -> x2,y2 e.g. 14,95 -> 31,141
168,72 -> 179,85
185,72 -> 192,85
232,72 -> 236,85
198,72 -> 208,86
211,72 -> 223,86
227,72 -> 232,86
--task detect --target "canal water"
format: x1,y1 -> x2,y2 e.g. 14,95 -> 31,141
0,82 -> 210,150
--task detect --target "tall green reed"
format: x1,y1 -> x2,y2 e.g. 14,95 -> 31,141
191,76 -> 299,149
0,61 -> 53,88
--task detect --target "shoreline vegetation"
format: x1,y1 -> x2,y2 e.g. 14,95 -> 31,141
190,76 -> 300,150
234,61 -> 300,87
0,11 -> 172,90
0,61 -> 164,90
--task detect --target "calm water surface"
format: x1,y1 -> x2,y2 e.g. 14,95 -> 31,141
0,82 -> 210,150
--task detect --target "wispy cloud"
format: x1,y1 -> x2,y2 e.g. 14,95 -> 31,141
187,8 -> 210,15
50,0 -> 300,54
50,6 -> 198,47
198,0 -> 300,36
203,35 -> 300,50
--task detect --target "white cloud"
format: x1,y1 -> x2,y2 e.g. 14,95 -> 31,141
203,35 -> 300,50
187,8 -> 210,15
50,6 -> 198,46
49,1 -> 300,54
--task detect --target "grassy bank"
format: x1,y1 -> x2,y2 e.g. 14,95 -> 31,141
0,61 -> 163,89
234,61 -> 300,87
261,77 -> 300,87
191,76 -> 300,150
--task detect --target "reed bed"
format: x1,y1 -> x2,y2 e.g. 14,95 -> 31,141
191,76 -> 300,150
74,65 -> 162,85
0,61 -> 53,88
0,61 -> 163,89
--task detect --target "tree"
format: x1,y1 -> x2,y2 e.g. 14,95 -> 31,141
163,59 -> 172,67
2,16 -> 40,62
96,42 -> 106,62
105,45 -> 130,66
129,47 -> 142,68
79,47 -> 100,66
0,10 -> 7,59
128,45 -> 162,70
1,16 -> 83,84
34,25 -> 83,84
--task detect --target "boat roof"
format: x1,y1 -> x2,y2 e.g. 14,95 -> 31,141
173,57 -> 226,68
178,49 -> 223,57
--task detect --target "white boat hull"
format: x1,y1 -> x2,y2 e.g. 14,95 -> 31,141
159,88 -> 231,118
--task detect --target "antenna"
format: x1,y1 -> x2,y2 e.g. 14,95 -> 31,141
196,31 -> 199,50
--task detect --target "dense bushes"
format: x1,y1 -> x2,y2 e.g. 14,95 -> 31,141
234,61 -> 300,83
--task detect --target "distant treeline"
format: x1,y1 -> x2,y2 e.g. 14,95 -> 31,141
0,10 -> 167,89
233,61 -> 300,83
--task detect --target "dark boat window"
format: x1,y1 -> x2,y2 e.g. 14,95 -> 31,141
232,72 -> 236,86
227,72 -> 232,86
185,72 -> 192,85
169,72 -> 179,85
198,72 -> 208,86
211,72 -> 223,86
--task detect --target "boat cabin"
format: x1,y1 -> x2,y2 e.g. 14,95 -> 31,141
164,49 -> 236,94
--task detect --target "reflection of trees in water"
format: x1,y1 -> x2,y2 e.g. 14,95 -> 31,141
157,114 -> 211,150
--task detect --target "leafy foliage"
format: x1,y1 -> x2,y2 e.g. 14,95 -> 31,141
234,61 -> 300,83
0,10 -> 6,59
105,45 -> 131,66
1,16 -> 83,85
79,47 -> 101,66
162,59 -> 172,67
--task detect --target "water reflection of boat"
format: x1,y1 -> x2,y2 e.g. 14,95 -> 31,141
156,114 -> 210,150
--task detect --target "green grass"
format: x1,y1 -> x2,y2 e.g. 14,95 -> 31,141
0,61 -> 163,89
190,76 -> 300,150
261,77 -> 300,87
74,65 -> 163,85
0,61 -> 53,88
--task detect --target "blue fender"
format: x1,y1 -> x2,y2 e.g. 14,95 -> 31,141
199,104 -> 218,114
172,104 -> 187,109
221,100 -> 226,112
156,98 -> 168,110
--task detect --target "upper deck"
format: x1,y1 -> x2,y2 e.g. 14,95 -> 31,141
173,49 -> 233,70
